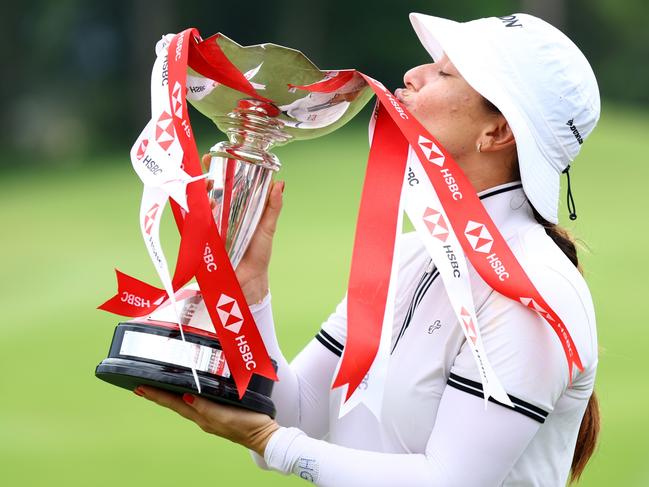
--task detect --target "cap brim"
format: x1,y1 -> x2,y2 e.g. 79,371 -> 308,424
409,13 -> 560,223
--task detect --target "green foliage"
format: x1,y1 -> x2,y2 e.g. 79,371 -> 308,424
2,0 -> 648,168
0,103 -> 647,485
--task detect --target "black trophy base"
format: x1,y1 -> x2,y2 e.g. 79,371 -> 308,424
95,322 -> 276,418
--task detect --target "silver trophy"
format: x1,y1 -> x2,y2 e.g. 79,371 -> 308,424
190,34 -> 373,267
96,34 -> 373,415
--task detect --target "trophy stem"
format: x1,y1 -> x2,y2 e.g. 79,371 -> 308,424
208,100 -> 290,268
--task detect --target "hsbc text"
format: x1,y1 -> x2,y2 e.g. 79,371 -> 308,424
486,253 -> 510,281
385,92 -> 408,119
407,167 -> 419,186
181,119 -> 191,137
147,236 -> 163,265
235,335 -> 257,370
443,245 -> 461,277
161,56 -> 169,86
203,245 -> 217,272
142,155 -> 163,176
175,33 -> 184,61
439,168 -> 463,200
120,292 -> 151,308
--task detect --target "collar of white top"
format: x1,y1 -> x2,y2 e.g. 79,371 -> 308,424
476,181 -> 532,237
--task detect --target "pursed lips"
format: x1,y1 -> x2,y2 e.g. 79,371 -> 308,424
394,88 -> 408,105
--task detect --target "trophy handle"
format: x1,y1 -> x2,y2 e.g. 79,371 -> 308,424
208,142 -> 280,269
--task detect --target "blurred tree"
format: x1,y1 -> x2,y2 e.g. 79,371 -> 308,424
1,0 -> 647,169
522,0 -> 566,27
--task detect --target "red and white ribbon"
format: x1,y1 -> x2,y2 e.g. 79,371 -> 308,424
335,103 -> 407,418
403,146 -> 511,407
132,34 -> 203,390
100,29 -> 277,398
291,72 -> 582,418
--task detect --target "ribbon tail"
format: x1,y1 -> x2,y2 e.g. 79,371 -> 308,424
189,33 -> 272,103
332,106 -> 409,412
98,269 -> 167,317
338,189 -> 405,420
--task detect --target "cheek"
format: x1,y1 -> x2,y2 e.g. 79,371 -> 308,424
407,88 -> 479,157
443,91 -> 476,119
411,84 -> 465,122
410,88 -> 462,132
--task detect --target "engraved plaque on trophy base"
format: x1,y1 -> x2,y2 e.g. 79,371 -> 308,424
95,322 -> 277,417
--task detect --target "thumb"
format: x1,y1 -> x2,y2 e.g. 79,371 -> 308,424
258,180 -> 284,236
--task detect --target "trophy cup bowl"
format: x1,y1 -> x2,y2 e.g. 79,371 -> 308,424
95,34 -> 373,416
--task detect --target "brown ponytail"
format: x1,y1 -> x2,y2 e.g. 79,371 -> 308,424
531,208 -> 600,483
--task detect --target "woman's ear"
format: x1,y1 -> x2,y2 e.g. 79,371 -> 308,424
478,114 -> 516,153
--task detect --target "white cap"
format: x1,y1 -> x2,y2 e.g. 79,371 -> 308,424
409,13 -> 600,223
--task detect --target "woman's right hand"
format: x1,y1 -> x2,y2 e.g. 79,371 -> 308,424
235,178 -> 284,305
201,154 -> 285,305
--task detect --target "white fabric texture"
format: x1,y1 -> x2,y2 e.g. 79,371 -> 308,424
264,386 -> 539,487
249,185 -> 597,485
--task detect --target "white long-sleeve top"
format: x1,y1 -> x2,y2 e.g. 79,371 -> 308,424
250,184 -> 598,486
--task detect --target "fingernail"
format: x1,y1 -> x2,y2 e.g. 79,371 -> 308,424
182,393 -> 195,405
134,387 -> 145,397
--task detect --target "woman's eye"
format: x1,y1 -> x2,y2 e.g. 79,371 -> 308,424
438,70 -> 450,77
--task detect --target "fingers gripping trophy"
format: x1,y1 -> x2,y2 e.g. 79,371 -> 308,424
95,31 -> 373,417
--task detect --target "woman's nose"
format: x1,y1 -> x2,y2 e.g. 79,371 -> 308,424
403,66 -> 420,91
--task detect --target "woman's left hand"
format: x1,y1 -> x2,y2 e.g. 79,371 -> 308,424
135,386 -> 280,456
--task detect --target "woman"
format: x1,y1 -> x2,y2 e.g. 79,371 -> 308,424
136,13 -> 600,486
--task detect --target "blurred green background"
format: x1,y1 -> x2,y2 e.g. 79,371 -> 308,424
1,1 -> 648,486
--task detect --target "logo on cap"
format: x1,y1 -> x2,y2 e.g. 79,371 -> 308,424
464,221 -> 494,254
216,294 -> 244,334
423,207 -> 449,242
155,111 -> 175,152
417,136 -> 445,166
498,15 -> 523,28
143,203 -> 160,235
566,119 -> 584,145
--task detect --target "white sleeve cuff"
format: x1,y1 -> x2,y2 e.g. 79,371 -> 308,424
248,290 -> 272,313
248,291 -> 277,349
264,426 -> 306,475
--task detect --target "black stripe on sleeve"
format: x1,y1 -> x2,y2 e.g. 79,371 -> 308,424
320,329 -> 344,352
447,373 -> 549,424
315,329 -> 344,357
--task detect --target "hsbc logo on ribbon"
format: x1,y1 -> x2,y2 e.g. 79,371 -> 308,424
423,207 -> 449,242
418,135 -> 445,166
465,221 -> 510,281
155,111 -> 175,152
143,203 -> 160,235
216,294 -> 244,334
520,297 -> 554,322
136,139 -> 149,161
171,82 -> 183,118
464,220 -> 494,254
460,307 -> 478,344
